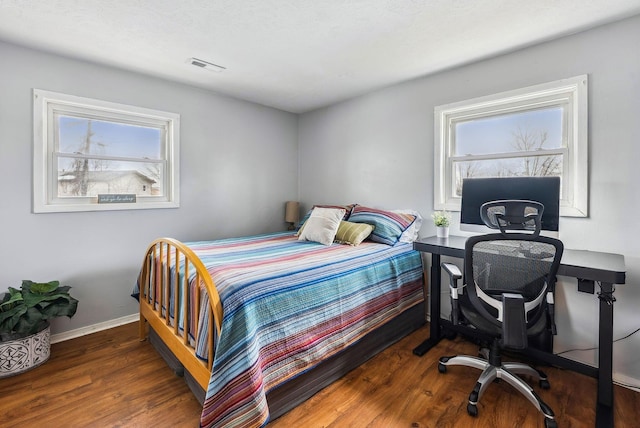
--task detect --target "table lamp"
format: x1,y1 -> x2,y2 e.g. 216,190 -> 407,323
285,201 -> 299,230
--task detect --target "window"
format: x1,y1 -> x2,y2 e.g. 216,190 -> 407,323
434,75 -> 588,217
33,89 -> 180,213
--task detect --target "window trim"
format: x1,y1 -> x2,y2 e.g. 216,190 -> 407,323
33,89 -> 180,213
434,75 -> 588,217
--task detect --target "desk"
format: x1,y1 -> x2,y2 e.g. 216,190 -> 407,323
413,235 -> 626,428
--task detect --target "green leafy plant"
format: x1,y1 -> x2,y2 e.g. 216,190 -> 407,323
0,280 -> 78,341
432,210 -> 451,227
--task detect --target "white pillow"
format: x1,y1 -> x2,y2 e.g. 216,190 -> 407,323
393,209 -> 423,243
298,207 -> 346,245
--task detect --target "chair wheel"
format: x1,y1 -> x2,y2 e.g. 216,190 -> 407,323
540,379 -> 550,389
467,403 -> 478,417
544,418 -> 557,428
438,363 -> 446,373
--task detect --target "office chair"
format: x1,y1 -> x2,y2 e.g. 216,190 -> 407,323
438,200 -> 563,428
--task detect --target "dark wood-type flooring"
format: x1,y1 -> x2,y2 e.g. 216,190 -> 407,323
1,322 -> 638,427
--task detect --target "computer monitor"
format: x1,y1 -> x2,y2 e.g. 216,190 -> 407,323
460,176 -> 560,234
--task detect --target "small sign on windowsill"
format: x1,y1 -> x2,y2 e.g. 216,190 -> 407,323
97,194 -> 137,204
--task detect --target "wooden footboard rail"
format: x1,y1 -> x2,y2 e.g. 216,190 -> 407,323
137,238 -> 223,391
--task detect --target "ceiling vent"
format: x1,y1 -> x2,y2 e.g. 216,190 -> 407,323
188,57 -> 226,72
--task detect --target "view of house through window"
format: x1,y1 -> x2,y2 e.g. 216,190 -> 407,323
434,75 -> 587,217
33,89 -> 180,213
56,116 -> 164,198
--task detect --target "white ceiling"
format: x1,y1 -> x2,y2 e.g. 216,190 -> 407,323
1,1 -> 639,113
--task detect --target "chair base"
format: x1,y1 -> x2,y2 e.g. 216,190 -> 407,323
439,352 -> 557,428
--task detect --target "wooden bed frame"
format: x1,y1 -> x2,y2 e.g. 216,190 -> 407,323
138,237 -> 426,420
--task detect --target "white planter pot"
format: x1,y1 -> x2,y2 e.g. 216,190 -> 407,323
0,324 -> 50,378
436,226 -> 449,238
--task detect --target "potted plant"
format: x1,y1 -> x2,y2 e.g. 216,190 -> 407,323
432,210 -> 451,238
0,280 -> 78,377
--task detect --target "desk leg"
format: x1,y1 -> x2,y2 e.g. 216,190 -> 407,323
596,281 -> 615,427
413,253 -> 443,356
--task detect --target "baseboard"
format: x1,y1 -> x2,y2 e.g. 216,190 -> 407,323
50,313 -> 139,344
614,372 -> 640,392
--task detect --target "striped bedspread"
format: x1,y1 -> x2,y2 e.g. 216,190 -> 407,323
166,232 -> 424,427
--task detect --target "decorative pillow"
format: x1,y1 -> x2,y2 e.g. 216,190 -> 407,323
297,207 -> 346,245
393,209 -> 423,243
297,204 -> 354,233
348,205 -> 416,245
334,221 -> 374,246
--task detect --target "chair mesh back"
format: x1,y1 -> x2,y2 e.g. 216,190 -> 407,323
471,239 -> 558,306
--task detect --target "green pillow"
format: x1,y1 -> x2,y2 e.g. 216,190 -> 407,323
334,221 -> 374,246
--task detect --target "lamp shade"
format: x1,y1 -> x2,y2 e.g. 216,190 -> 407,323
285,201 -> 300,224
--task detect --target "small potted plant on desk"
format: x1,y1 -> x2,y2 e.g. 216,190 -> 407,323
0,280 -> 78,377
432,210 -> 451,239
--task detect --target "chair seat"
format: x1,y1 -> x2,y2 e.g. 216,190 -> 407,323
460,303 -> 548,343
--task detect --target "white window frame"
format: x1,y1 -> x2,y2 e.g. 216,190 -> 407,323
434,75 -> 588,217
33,89 -> 180,213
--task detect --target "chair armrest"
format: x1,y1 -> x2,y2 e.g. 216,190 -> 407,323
442,262 -> 462,280
546,291 -> 557,335
442,262 -> 463,325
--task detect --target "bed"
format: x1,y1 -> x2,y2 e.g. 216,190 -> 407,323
135,206 -> 426,427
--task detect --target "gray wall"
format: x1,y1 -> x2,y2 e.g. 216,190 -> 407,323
299,15 -> 640,386
0,41 -> 298,335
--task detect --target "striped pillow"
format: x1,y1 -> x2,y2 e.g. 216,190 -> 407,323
348,205 -> 416,245
334,221 -> 374,246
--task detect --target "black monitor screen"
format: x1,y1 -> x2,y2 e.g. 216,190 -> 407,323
460,176 -> 560,232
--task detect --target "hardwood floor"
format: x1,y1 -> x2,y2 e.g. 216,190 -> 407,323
1,322 -> 638,427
